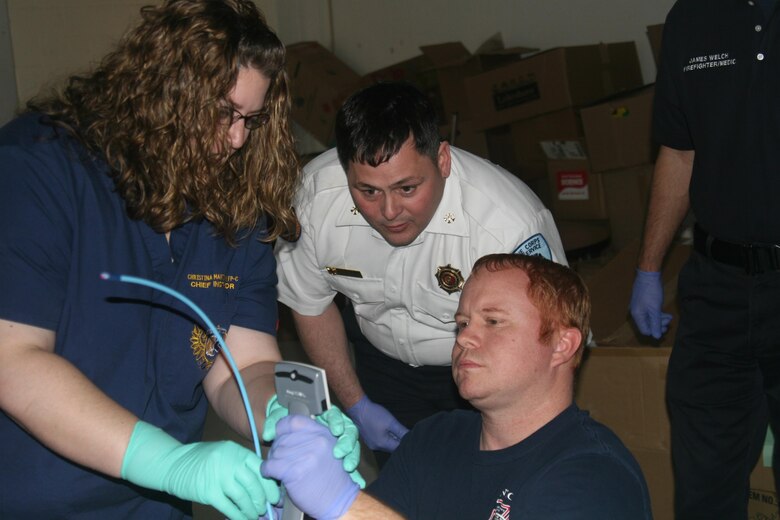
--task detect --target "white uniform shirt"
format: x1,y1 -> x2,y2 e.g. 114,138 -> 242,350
275,147 -> 566,366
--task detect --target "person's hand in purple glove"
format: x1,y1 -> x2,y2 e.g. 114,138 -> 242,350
261,415 -> 360,520
345,395 -> 409,452
630,269 -> 673,339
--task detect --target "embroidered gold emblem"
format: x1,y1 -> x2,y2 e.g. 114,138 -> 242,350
435,264 -> 464,294
350,206 -> 359,215
444,212 -> 455,224
190,324 -> 226,370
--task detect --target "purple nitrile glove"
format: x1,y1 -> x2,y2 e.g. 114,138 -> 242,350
630,269 -> 673,340
261,416 -> 359,520
262,394 -> 365,488
345,395 -> 409,453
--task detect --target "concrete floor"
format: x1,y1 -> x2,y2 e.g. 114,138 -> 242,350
193,337 -> 379,520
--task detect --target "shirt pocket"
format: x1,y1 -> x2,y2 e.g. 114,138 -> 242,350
329,275 -> 386,321
411,282 -> 459,329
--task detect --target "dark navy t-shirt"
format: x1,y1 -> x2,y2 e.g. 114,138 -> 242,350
368,404 -> 653,519
0,114 -> 278,518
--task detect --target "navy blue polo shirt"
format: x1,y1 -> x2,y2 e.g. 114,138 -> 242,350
654,0 -> 780,243
0,114 -> 278,518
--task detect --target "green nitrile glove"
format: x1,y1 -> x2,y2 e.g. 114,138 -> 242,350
263,395 -> 366,489
121,421 -> 280,520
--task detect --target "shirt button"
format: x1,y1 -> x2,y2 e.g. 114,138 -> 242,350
389,286 -> 397,293
442,313 -> 451,319
755,25 -> 762,32
758,53 -> 765,60
748,0 -> 755,5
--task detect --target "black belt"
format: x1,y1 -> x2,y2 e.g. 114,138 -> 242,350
693,224 -> 780,275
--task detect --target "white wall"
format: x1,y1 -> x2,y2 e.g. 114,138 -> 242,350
5,0 -> 276,109
4,0 -> 675,123
0,0 -> 18,125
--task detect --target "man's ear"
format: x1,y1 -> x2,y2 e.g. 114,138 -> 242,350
437,141 -> 452,179
551,327 -> 582,368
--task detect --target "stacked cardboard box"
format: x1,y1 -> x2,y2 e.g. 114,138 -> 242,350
647,24 -> 664,67
285,42 -> 361,147
465,42 -> 643,130
460,41 -> 644,256
363,38 -> 533,158
579,85 -> 657,250
464,41 -> 642,180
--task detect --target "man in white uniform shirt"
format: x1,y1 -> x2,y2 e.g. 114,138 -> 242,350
275,81 -> 566,465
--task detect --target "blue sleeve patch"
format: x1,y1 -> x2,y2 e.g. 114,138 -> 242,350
513,233 -> 552,260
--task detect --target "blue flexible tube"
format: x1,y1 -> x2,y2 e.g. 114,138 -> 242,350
100,272 -> 274,520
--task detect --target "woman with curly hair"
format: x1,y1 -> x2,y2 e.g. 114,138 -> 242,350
0,1 -> 355,518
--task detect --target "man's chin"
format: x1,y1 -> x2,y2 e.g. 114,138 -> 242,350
383,236 -> 415,247
378,228 -> 420,247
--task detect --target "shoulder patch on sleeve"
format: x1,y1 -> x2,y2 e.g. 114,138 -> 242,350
513,233 -> 553,260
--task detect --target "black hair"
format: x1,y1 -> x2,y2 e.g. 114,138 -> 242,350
334,81 -> 441,170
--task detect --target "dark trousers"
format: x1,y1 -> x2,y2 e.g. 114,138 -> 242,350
341,305 -> 471,467
667,252 -> 780,519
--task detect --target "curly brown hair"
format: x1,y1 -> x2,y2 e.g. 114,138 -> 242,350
27,0 -> 299,244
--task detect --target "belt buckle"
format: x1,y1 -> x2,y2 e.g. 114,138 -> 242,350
742,243 -> 780,274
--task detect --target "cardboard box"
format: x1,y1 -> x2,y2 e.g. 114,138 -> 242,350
424,38 -> 535,122
483,108 -> 584,182
577,346 -> 778,520
647,24 -> 664,68
547,158 -> 607,220
508,107 -> 584,180
575,241 -> 686,518
576,241 -> 777,519
363,53 -> 442,118
439,119 -> 489,159
421,42 -> 481,121
749,450 -> 778,520
576,346 -> 673,519
484,125 -> 518,177
285,42 -> 361,146
465,42 -> 643,130
556,219 -> 611,258
580,85 -> 657,173
601,163 -> 654,251
586,240 -> 689,347
601,163 -> 654,249
365,41 -> 531,124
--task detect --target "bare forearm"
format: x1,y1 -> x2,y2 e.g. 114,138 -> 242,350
638,146 -> 694,272
293,303 -> 365,408
0,322 -> 136,477
209,361 -> 278,439
341,492 -> 405,519
205,326 -> 282,440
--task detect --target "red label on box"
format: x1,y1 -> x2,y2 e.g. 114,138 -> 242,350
556,170 -> 590,201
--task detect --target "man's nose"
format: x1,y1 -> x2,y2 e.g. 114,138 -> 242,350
381,193 -> 402,220
455,326 -> 479,351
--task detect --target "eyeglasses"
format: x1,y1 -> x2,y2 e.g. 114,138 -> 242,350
218,106 -> 270,130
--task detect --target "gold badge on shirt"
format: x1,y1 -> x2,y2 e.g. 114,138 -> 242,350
435,264 -> 464,294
